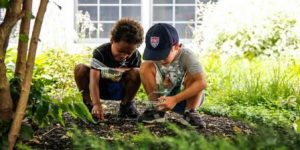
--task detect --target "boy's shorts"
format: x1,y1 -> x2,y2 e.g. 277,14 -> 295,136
99,73 -> 127,100
100,80 -> 124,100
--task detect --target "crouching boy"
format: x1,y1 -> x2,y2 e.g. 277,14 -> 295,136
74,18 -> 144,120
139,23 -> 207,128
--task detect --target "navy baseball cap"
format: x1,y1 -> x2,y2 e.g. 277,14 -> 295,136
143,23 -> 179,61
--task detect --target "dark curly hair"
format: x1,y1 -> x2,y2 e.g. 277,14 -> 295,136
110,18 -> 144,46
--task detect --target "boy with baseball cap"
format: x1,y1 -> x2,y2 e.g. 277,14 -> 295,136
139,23 -> 207,128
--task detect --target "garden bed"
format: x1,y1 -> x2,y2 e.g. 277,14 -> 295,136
25,100 -> 252,149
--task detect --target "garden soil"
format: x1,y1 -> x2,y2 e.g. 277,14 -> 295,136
24,100 -> 252,149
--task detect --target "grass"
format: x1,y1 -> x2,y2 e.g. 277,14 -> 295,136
201,53 -> 300,128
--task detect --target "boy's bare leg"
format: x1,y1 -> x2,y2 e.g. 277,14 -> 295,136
74,64 -> 92,107
139,62 -> 166,123
140,62 -> 158,101
122,68 -> 141,104
182,73 -> 206,128
118,68 -> 141,118
184,73 -> 204,110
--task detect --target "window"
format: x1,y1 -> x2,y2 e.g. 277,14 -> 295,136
76,0 -> 142,40
152,0 -> 196,39
0,8 -> 5,22
75,0 -> 211,41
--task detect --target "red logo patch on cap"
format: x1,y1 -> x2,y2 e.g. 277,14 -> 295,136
150,36 -> 159,48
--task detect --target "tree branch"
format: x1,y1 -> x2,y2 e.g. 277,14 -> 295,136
8,0 -> 49,149
15,0 -> 33,81
0,0 -> 24,121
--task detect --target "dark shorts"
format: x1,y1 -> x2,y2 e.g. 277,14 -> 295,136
99,73 -> 127,101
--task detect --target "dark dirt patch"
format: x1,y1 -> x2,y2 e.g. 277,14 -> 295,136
24,100 -> 252,149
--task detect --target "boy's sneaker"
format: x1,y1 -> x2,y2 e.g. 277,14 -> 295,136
138,107 -> 166,123
183,110 -> 206,128
118,101 -> 139,119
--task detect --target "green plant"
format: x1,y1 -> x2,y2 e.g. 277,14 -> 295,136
9,76 -> 95,128
136,86 -> 148,100
34,48 -> 91,99
5,47 -> 95,127
1,121 -> 33,149
67,123 -> 300,150
195,0 -> 300,59
201,52 -> 300,128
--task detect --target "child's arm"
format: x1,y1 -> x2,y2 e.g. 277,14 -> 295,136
174,72 -> 207,102
89,69 -> 105,120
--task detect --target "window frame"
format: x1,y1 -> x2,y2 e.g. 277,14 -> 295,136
75,0 -> 142,43
151,0 -> 198,40
74,0 -> 200,43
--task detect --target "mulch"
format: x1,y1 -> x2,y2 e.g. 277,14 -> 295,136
24,100 -> 252,149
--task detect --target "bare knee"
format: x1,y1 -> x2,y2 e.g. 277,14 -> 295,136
126,68 -> 141,83
74,64 -> 90,79
184,73 -> 205,107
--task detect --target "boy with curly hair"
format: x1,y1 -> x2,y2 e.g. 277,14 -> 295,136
74,18 -> 144,121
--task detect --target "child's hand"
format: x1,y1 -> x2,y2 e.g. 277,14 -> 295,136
157,96 -> 177,111
92,104 -> 105,121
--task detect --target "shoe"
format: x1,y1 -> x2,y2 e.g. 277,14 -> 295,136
183,110 -> 206,128
118,101 -> 139,119
138,107 -> 166,123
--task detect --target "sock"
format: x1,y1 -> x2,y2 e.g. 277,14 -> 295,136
185,109 -> 196,113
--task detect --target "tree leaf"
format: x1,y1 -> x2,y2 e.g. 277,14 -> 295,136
52,1 -> 62,10
73,102 -> 95,123
35,101 -> 49,124
233,126 -> 242,134
20,124 -> 34,140
51,104 -> 65,126
30,14 -> 35,19
293,120 -> 300,134
19,34 -> 29,43
0,0 -> 9,8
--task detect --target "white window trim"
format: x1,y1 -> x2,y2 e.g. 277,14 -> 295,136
75,0 -> 199,43
75,0 -> 142,43
152,0 -> 198,41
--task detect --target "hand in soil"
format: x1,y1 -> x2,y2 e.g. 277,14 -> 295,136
92,104 -> 105,120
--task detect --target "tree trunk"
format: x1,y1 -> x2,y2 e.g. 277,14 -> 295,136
0,62 -> 12,120
15,0 -> 33,81
0,0 -> 24,121
8,0 -> 49,149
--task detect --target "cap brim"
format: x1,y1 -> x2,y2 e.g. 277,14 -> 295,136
143,46 -> 171,61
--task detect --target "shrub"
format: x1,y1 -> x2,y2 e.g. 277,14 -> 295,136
195,0 -> 300,59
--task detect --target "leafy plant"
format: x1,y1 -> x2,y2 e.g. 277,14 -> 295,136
201,52 -> 300,128
67,123 -> 300,150
4,47 -> 96,125
195,0 -> 300,59
34,48 -> 91,99
136,86 -> 148,100
294,120 -> 300,134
